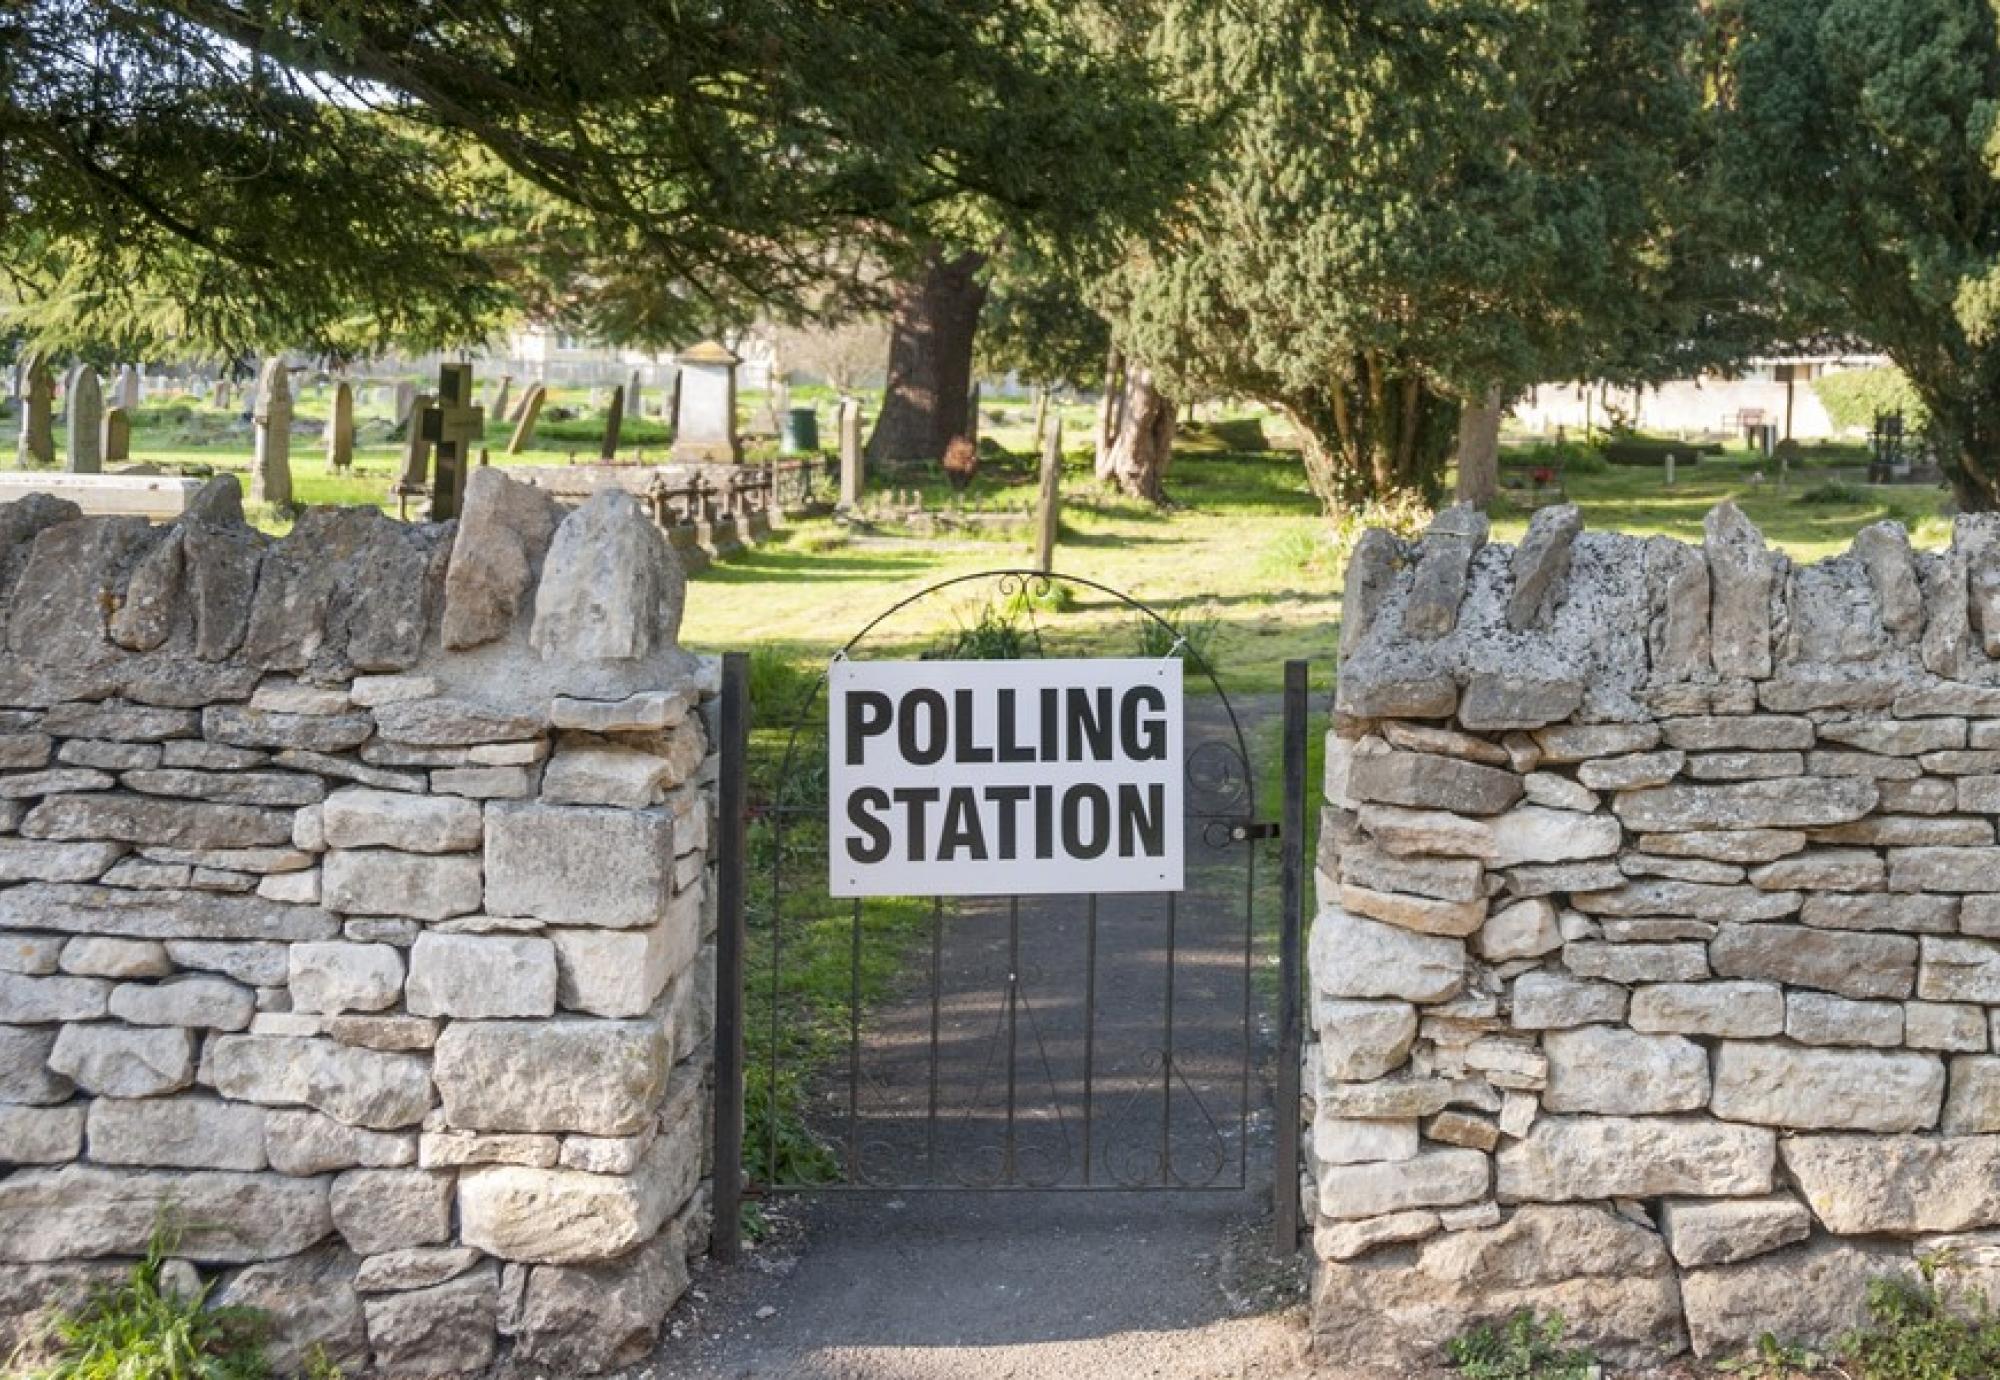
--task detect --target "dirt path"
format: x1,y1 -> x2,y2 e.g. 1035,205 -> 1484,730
656,693 -> 1321,1379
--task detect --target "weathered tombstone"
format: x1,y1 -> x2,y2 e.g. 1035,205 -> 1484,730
393,380 -> 417,428
1664,452 -> 1676,488
101,406 -> 131,464
116,365 -> 140,412
838,398 -> 864,510
506,383 -> 548,454
16,358 -> 54,466
490,374 -> 512,423
251,359 -> 293,507
66,368 -> 103,473
396,392 -> 436,506
214,378 -> 232,411
601,384 -> 625,461
420,363 -> 482,521
58,364 -> 85,421
326,380 -> 355,471
1034,416 -> 1062,574
626,368 -> 643,420
671,340 -> 741,463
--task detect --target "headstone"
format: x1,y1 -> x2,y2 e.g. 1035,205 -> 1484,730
1665,453 -> 1676,488
214,378 -> 231,411
626,368 -> 643,421
59,364 -> 84,421
326,381 -> 355,471
134,369 -> 148,404
251,359 -> 293,507
671,340 -> 741,463
420,364 -> 482,521
394,381 -> 417,428
116,366 -> 140,412
66,368 -> 103,474
101,406 -> 131,464
396,392 -> 436,501
601,384 -> 625,461
506,384 -> 548,455
16,358 -> 54,467
838,398 -> 864,510
1034,416 -> 1062,574
490,374 -> 512,423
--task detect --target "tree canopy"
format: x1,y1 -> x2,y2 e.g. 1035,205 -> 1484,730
1,0 -> 1189,357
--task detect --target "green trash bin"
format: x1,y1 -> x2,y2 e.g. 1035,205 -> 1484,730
781,406 -> 820,455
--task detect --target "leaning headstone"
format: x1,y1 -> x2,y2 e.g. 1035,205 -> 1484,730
671,340 -> 741,463
506,383 -> 548,455
16,358 -> 54,466
251,359 -> 293,507
601,384 -> 625,461
101,406 -> 131,464
326,381 -> 355,471
116,365 -> 140,412
66,368 -> 103,473
626,368 -> 643,421
396,392 -> 436,505
1034,416 -> 1062,574
838,398 -> 864,510
421,363 -> 482,521
394,381 -> 417,428
490,374 -> 512,424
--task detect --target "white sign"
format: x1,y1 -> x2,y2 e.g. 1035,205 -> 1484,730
829,658 -> 1184,897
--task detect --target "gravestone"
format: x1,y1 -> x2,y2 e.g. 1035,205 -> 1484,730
214,378 -> 232,411
58,364 -> 85,421
116,366 -> 140,412
16,358 -> 54,467
251,359 -> 293,507
601,384 -> 625,461
671,340 -> 741,463
420,363 -> 482,521
101,406 -> 131,464
326,381 -> 355,471
396,391 -> 436,504
394,380 -> 417,428
1034,416 -> 1062,574
839,398 -> 864,509
66,368 -> 103,473
626,368 -> 643,421
490,374 -> 512,424
507,383 -> 548,454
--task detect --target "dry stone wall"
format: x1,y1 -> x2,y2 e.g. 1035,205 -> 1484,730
1313,500 -> 2000,1371
0,468 -> 717,1376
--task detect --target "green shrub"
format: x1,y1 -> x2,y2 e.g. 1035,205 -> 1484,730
1796,481 -> 1871,506
27,1228 -> 270,1380
1000,579 -> 1076,617
1327,490 -> 1434,578
1717,1333 -> 1825,1377
1813,365 -> 1928,435
1445,1310 -> 1596,1380
929,601 -> 1036,660
1836,1269 -> 2000,1379
1132,604 -> 1222,667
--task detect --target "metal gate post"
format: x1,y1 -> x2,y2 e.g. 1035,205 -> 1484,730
1274,658 -> 1308,1254
711,651 -> 749,1263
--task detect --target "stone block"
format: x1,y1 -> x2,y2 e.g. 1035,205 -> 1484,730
0,840 -> 125,884
1658,1196 -> 1811,1269
362,1261 -> 499,1376
507,1230 -> 690,1372
1312,1114 -> 1418,1166
1680,1237 -> 1919,1360
1785,992 -> 1904,1047
57,937 -> 170,979
484,803 -> 672,928
1906,1001 -> 1988,1052
1919,936 -> 2000,1002
1612,777 -> 1876,832
1561,941 -> 1707,984
1510,972 -> 1626,1029
1542,1026 -> 1708,1115
289,942 -> 405,1015
321,788 -> 482,853
1711,923 -> 1916,999
0,971 -> 108,1022
1710,1041 -> 1942,1131
0,883 -> 337,942
1338,883 -> 1486,937
322,850 -> 482,922
548,909 -> 696,1020
432,1017 -> 668,1136
0,1026 -> 74,1104
86,1094 -> 267,1170
0,1164 -> 332,1262
264,1109 -> 417,1176
0,1103 -> 84,1163
1340,843 -> 1483,903
1316,1148 -> 1488,1221
48,1023 -> 194,1097
458,1127 -> 695,1263
1311,1000 -> 1418,1082
1346,740 -> 1522,816
406,932 -> 557,1019
1784,1133 -> 2000,1233
1496,1115 -> 1775,1201
1309,906 -> 1464,1004
1800,893 -> 1956,933
330,1168 -> 454,1254
209,1035 -> 432,1130
1942,1055 -> 2000,1133
107,975 -> 256,1029
1627,981 -> 1783,1037
354,1246 -> 483,1294
213,1246 -> 369,1377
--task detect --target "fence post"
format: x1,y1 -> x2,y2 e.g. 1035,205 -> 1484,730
711,651 -> 749,1264
1275,658 -> 1308,1255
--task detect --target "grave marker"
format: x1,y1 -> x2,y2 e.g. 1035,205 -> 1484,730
251,359 -> 293,506
1035,416 -> 1063,574
116,366 -> 140,412
394,381 -> 417,427
671,340 -> 741,463
420,363 -> 482,521
490,374 -> 512,424
66,368 -> 102,473
506,383 -> 548,454
101,406 -> 131,465
396,391 -> 436,509
600,384 -> 626,461
16,358 -> 54,467
838,398 -> 864,510
327,380 -> 355,471
626,368 -> 644,420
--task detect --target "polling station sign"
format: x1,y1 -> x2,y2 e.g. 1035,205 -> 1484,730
829,658 -> 1184,897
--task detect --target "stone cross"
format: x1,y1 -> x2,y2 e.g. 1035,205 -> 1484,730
66,368 -> 103,473
601,384 -> 625,461
671,340 -> 741,463
838,398 -> 864,509
101,406 -> 131,465
420,363 -> 482,521
16,358 -> 54,467
507,384 -> 548,455
1034,416 -> 1062,574
252,359 -> 294,506
327,380 -> 355,471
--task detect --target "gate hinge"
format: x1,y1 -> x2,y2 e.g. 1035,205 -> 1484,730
1232,822 -> 1281,841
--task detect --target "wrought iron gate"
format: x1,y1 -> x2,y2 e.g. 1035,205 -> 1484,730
711,572 -> 1306,1259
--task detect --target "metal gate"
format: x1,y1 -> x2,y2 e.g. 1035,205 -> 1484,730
711,572 -> 1306,1259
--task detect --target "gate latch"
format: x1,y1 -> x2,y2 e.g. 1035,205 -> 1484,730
1231,822 -> 1281,842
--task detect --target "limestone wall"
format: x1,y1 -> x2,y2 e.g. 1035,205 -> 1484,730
0,469 -> 717,1375
1313,501 -> 2000,1371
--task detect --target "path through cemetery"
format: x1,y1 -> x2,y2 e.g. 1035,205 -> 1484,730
662,695 -> 1319,1379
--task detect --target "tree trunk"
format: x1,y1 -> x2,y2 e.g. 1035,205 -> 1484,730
1454,387 -> 1504,509
865,248 -> 987,465
1095,345 -> 1126,482
1280,362 -> 1456,512
1101,364 -> 1175,503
